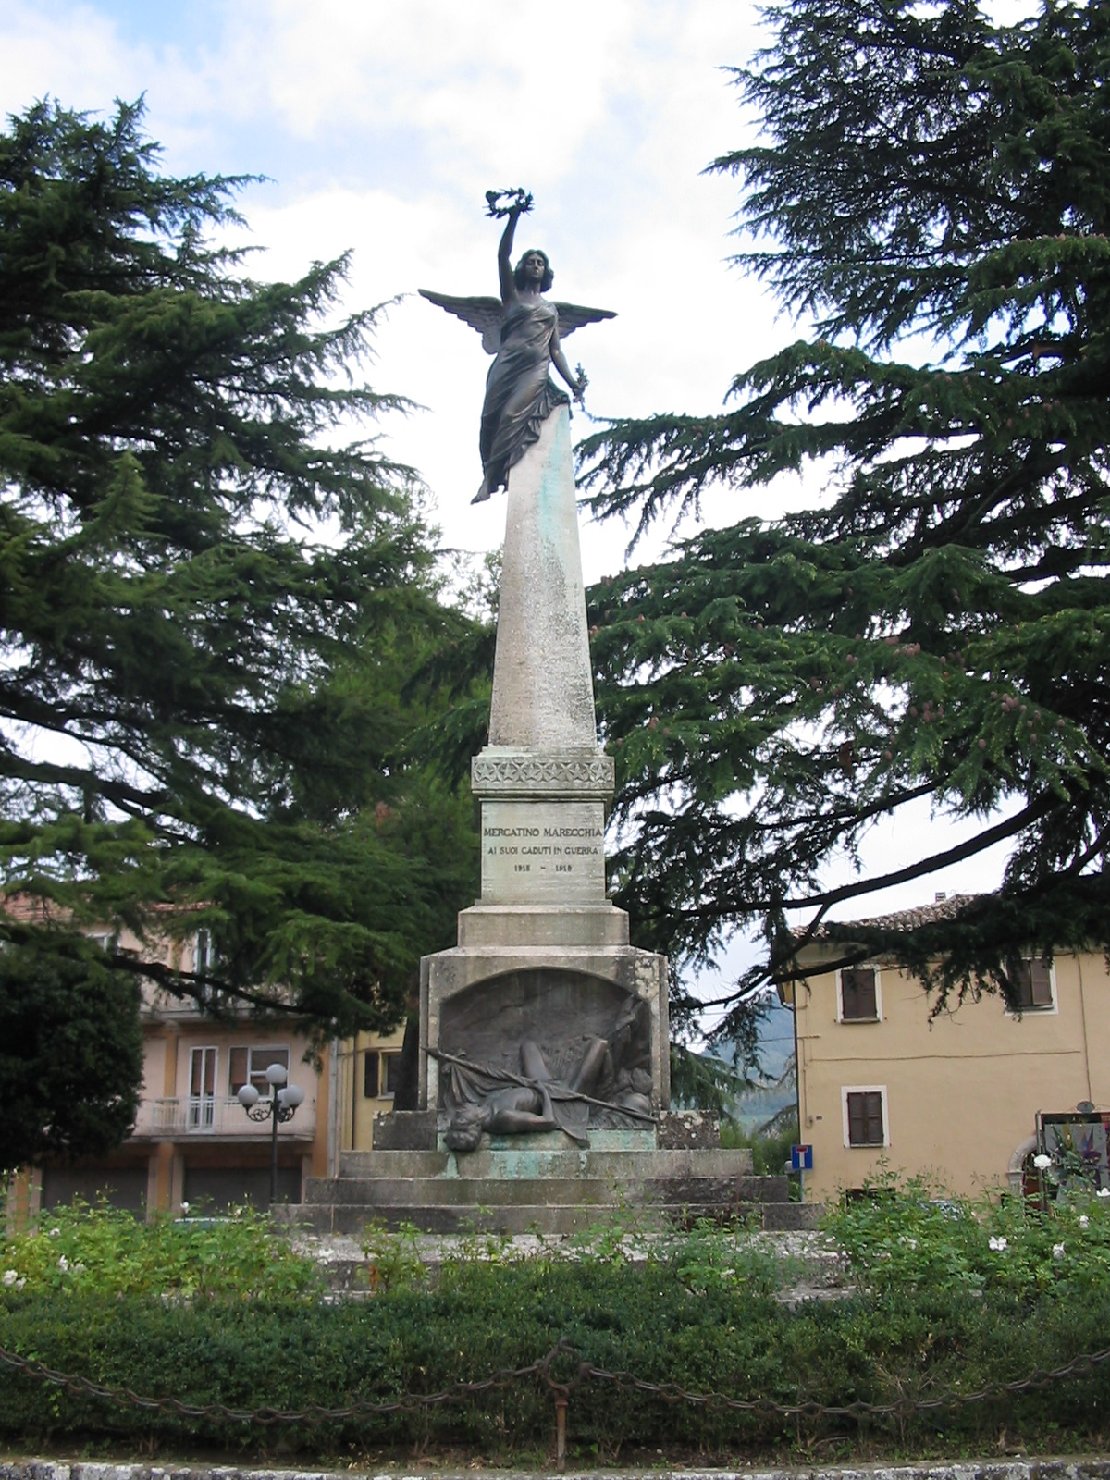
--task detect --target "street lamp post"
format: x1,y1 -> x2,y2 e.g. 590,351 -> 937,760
1033,1150 -> 1053,1211
237,1063 -> 305,1206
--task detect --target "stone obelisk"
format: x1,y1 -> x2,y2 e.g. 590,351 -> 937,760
473,405 -> 615,924
419,402 -> 669,1146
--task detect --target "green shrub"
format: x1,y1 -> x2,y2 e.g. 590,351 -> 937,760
0,1199 -> 325,1300
821,1169 -> 1110,1301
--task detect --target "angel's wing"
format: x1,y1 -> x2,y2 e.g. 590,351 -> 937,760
419,290 -> 502,353
554,300 -> 617,339
420,288 -> 617,353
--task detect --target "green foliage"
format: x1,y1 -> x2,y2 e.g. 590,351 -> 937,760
669,1042 -> 752,1118
578,0 -> 1110,1027
4,1207 -> 1110,1462
0,1199 -> 325,1299
655,1215 -> 792,1297
720,1112 -> 800,1177
359,1218 -> 430,1293
0,932 -> 142,1171
0,98 -> 480,1088
823,1168 -> 1110,1300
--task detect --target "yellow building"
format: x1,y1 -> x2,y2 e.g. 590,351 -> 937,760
333,1025 -> 407,1153
786,895 -> 1110,1203
10,908 -> 330,1220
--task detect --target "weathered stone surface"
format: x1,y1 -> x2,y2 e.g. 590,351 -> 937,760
419,954 -> 670,1133
487,408 -> 596,751
476,796 -> 608,905
335,1146 -> 755,1178
305,1172 -> 782,1211
288,1200 -> 806,1237
455,903 -> 630,949
369,1108 -> 436,1150
278,1142 -> 813,1237
762,1200 -> 824,1230
472,749 -> 614,796
658,1109 -> 722,1149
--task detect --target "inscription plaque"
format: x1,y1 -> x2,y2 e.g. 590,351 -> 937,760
481,799 -> 607,904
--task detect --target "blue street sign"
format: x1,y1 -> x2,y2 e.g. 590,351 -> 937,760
791,1143 -> 813,1172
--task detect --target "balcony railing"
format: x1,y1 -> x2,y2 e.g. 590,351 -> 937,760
132,1095 -> 315,1140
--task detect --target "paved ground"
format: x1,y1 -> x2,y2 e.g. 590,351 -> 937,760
290,1227 -> 851,1300
5,1458 -> 1110,1480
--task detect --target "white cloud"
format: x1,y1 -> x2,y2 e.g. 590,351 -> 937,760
0,0 -> 808,575
2,4 -> 141,114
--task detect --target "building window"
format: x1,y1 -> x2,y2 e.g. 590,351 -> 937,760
363,1050 -> 401,1100
194,928 -> 218,975
188,1045 -> 218,1129
228,1045 -> 290,1096
838,965 -> 879,1021
1010,957 -> 1054,1012
193,928 -> 229,1007
844,1087 -> 887,1147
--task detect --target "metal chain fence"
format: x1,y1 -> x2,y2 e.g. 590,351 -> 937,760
3,1337 -> 1110,1463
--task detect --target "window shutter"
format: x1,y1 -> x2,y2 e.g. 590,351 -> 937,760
1013,958 -> 1053,1009
841,967 -> 877,1020
1028,958 -> 1052,1007
228,1046 -> 248,1094
363,1052 -> 380,1099
847,1090 -> 884,1146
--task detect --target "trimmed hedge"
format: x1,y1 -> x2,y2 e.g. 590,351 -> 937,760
2,1262 -> 1110,1463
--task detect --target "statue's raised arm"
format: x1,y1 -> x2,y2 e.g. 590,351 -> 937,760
419,188 -> 615,502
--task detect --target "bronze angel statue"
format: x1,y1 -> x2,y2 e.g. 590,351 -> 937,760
420,189 -> 615,502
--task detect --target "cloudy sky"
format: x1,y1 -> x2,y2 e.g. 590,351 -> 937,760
2,1 -> 1014,1009
3,0 -> 780,575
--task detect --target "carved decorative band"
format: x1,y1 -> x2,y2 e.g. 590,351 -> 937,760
472,754 -> 615,796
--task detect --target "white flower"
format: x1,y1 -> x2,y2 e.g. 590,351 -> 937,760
1098,1188 -> 1110,1200
1053,1242 -> 1066,1260
989,1236 -> 1008,1252
48,1227 -> 60,1238
901,1236 -> 918,1250
1078,1215 -> 1090,1230
2,1269 -> 19,1287
1033,1153 -> 1053,1170
180,1201 -> 190,1215
72,1262 -> 86,1275
57,1254 -> 69,1272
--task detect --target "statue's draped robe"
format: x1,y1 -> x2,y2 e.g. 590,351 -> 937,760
446,1057 -> 590,1146
479,298 -> 569,495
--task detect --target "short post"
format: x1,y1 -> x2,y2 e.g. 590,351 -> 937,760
554,1391 -> 568,1468
790,1141 -> 813,1201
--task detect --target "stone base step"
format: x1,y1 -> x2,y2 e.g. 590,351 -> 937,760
335,1146 -> 755,1179
279,1142 -> 807,1240
276,1199 -> 818,1238
303,1172 -> 783,1208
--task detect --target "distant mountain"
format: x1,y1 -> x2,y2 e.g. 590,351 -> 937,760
700,996 -> 797,1133
708,994 -> 794,1080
